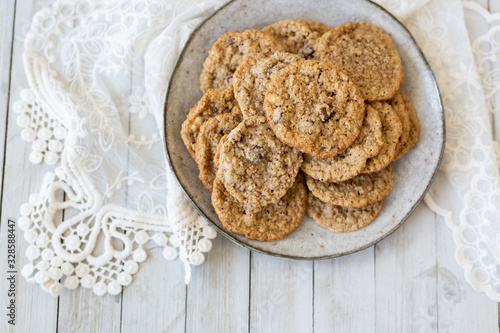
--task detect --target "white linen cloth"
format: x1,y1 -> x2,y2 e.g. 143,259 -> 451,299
14,0 -> 500,300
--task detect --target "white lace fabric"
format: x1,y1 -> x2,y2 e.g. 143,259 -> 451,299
15,0 -> 500,300
17,0 -> 224,296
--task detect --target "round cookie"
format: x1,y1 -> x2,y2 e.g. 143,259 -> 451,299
212,173 -> 307,241
318,21 -> 404,101
306,165 -> 393,208
213,134 -> 228,169
199,29 -> 284,93
195,111 -> 243,192
233,51 -> 302,118
394,92 -> 419,160
181,85 -> 237,159
218,116 -> 303,208
307,192 -> 383,232
296,20 -> 330,35
262,20 -> 322,59
390,91 -> 410,154
301,105 -> 383,182
361,101 -> 402,173
264,60 -> 365,159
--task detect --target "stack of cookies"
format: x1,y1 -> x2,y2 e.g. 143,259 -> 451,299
181,20 -> 419,241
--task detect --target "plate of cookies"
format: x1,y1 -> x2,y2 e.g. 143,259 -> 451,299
164,0 -> 445,259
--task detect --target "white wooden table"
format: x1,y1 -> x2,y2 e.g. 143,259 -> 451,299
0,0 -> 499,332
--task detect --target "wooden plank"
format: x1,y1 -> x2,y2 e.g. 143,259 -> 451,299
250,254 -> 313,333
0,0 -> 15,180
375,203 -> 438,332
57,283 -> 122,332
0,1 -> 60,332
314,247 -> 375,333
121,247 -> 187,333
0,161 -> 59,333
186,237 -> 250,333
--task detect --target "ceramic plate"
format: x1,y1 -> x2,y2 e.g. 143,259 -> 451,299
163,0 -> 445,259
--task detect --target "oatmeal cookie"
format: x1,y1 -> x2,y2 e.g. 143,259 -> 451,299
264,60 -> 365,159
307,192 -> 383,232
233,51 -> 302,118
306,165 -> 393,207
318,21 -> 403,101
181,85 -> 237,159
361,101 -> 402,173
262,20 -> 322,59
390,91 -> 410,154
214,134 -> 228,169
195,111 -> 242,192
212,173 -> 307,241
199,29 -> 284,92
218,116 -> 303,208
301,105 -> 383,182
296,20 -> 330,35
394,92 -> 419,160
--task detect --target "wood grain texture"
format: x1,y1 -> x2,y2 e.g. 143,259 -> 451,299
314,247 -> 375,333
0,0 -> 15,177
58,286 -> 122,333
187,237 -> 250,333
0,159 -> 59,333
0,1 -> 59,332
375,204 -> 439,333
121,248 -> 187,333
250,254 -> 313,333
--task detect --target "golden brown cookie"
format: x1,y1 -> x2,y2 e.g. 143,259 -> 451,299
307,192 -> 383,232
199,30 -> 284,93
218,116 -> 303,208
306,165 -> 393,208
212,173 -> 307,241
390,91 -> 410,154
195,111 -> 242,192
394,92 -> 419,160
262,20 -> 322,59
300,105 -> 383,182
296,20 -> 330,35
214,134 -> 228,169
264,60 -> 365,159
318,22 -> 403,101
181,85 -> 237,159
233,51 -> 302,118
361,101 -> 402,173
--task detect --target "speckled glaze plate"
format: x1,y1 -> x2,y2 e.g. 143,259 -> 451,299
163,0 -> 445,259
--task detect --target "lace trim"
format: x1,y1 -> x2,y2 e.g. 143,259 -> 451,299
401,0 -> 500,301
16,0 -> 223,296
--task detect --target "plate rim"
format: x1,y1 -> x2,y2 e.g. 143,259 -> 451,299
162,0 -> 446,260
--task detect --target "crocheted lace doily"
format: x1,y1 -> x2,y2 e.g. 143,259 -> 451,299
15,0 -> 500,301
16,0 -> 224,296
